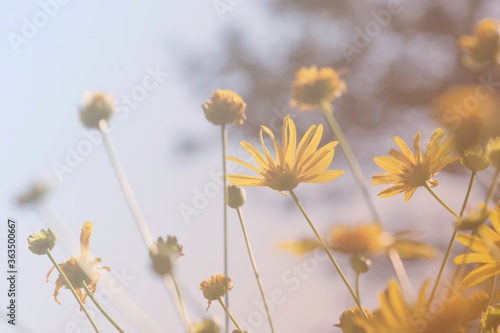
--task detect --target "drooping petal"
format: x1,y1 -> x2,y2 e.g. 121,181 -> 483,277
226,156 -> 265,176
240,141 -> 269,170
460,264 -> 500,288
80,221 -> 93,259
454,253 -> 495,265
226,174 -> 266,187
403,188 -> 417,202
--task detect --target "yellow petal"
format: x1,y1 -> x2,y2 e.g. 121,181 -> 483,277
394,136 -> 416,164
241,141 -> 269,170
303,170 -> 345,183
226,156 -> 264,176
460,264 -> 500,288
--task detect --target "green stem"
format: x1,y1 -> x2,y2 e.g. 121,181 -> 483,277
427,171 -> 476,308
489,275 -> 497,305
320,103 -> 415,299
82,282 -> 125,332
171,273 -> 192,332
217,297 -> 244,333
424,182 -> 461,219
355,272 -> 361,303
221,124 -> 229,333
484,167 -> 500,208
45,250 -> 100,333
388,247 -> 416,302
320,103 -> 380,222
99,120 -> 155,250
289,189 -> 367,318
236,208 -> 275,333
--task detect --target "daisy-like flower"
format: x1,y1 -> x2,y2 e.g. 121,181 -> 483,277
356,280 -> 488,333
454,202 -> 500,288
459,18 -> 500,70
202,90 -> 247,126
279,222 -> 438,260
27,228 -> 57,255
80,92 -> 115,128
372,129 -> 459,201
226,115 -> 344,194
46,222 -> 110,305
199,274 -> 234,310
289,65 -> 347,111
149,236 -> 184,276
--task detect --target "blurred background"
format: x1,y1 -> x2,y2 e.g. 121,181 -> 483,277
1,0 -> 500,332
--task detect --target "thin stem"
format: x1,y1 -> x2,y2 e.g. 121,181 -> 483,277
236,207 -> 275,333
221,123 -> 229,333
388,247 -> 416,302
99,120 -> 155,250
320,103 -> 380,222
427,172 -> 476,308
171,273 -> 192,332
489,275 -> 497,305
82,282 -> 125,333
289,189 -> 367,318
484,167 -> 500,208
217,297 -> 244,333
424,182 -> 461,219
355,272 -> 361,303
320,103 -> 415,299
46,250 -> 100,333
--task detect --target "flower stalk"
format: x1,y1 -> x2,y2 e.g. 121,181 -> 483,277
217,297 -> 244,333
81,282 -> 125,333
221,123 -> 229,333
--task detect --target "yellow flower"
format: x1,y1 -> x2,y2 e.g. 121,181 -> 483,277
80,92 -> 115,128
432,85 -> 500,151
199,274 -> 233,310
454,202 -> 500,288
226,115 -> 344,194
356,280 -> 488,333
334,307 -> 372,333
289,65 -> 347,111
46,222 -> 110,305
202,90 -> 247,125
459,18 -> 500,69
279,222 -> 438,260
193,318 -> 221,333
482,305 -> 500,332
372,129 -> 459,201
460,145 -> 490,171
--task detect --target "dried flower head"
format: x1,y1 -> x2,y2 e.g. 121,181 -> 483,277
372,129 -> 459,201
227,184 -> 246,209
460,145 -> 490,171
80,92 -> 115,128
46,222 -> 110,306
227,115 -> 344,194
289,65 -> 347,111
487,136 -> 500,168
482,305 -> 500,332
149,236 -> 184,276
202,90 -> 247,125
199,274 -> 233,310
459,18 -> 500,70
27,228 -> 57,255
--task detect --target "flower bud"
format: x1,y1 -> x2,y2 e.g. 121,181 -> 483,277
227,184 -> 246,209
487,137 -> 500,168
351,255 -> 371,274
80,92 -> 115,128
193,318 -> 221,333
17,182 -> 50,205
202,90 -> 247,126
27,228 -> 57,255
460,145 -> 490,171
458,207 -> 489,231
149,236 -> 184,276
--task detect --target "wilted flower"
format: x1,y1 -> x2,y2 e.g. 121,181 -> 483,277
227,115 -> 344,194
46,222 -> 110,305
459,18 -> 500,70
149,236 -> 184,276
372,129 -> 458,201
79,92 -> 115,128
486,136 -> 500,168
27,228 -> 57,255
202,90 -> 247,126
289,65 -> 347,111
199,274 -> 234,310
